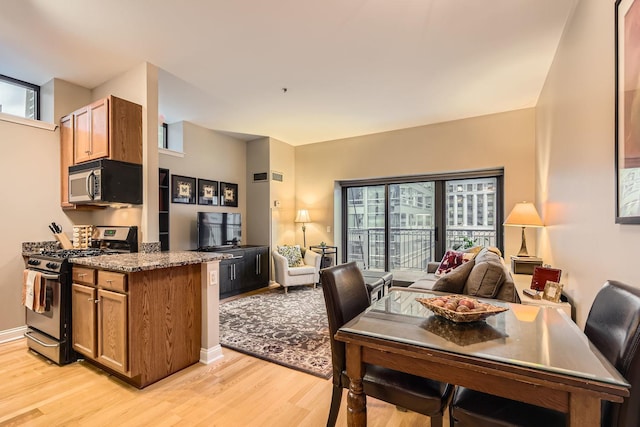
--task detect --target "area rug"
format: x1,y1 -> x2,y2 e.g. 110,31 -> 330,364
219,286 -> 332,379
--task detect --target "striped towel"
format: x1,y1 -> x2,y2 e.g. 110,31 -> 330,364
22,270 -> 45,313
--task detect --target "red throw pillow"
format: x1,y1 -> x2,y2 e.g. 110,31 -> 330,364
435,250 -> 469,277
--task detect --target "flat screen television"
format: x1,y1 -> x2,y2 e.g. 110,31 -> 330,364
197,212 -> 242,249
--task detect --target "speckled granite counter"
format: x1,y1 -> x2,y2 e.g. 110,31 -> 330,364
69,251 -> 232,273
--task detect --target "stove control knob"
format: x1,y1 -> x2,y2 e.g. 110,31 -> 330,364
46,262 -> 59,269
28,259 -> 41,266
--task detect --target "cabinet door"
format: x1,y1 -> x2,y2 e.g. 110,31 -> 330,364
89,98 -> 109,159
71,283 -> 97,358
242,247 -> 270,291
220,258 -> 244,298
73,106 -> 91,164
97,288 -> 128,373
60,114 -> 74,208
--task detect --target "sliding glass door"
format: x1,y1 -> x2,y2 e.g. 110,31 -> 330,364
343,172 -> 502,282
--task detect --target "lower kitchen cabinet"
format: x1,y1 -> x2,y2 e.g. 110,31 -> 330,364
97,288 -> 128,372
71,269 -> 128,374
70,264 -> 201,388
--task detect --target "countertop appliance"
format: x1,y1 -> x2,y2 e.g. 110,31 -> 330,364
24,226 -> 138,365
68,159 -> 142,205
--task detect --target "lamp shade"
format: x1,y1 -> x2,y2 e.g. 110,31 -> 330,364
504,202 -> 543,227
295,209 -> 311,223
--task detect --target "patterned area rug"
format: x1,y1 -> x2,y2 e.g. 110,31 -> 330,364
219,286 -> 332,379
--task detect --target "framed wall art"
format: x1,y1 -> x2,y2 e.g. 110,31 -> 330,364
171,175 -> 196,204
615,0 -> 640,223
220,182 -> 238,207
198,179 -> 218,206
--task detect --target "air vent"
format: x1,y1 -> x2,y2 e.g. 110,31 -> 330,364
253,172 -> 268,182
272,171 -> 283,182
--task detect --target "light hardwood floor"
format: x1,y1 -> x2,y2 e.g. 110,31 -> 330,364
0,339 -> 446,426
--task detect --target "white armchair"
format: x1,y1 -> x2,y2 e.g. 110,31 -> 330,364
272,248 -> 322,293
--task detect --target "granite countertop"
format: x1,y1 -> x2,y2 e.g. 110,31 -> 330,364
69,251 -> 233,273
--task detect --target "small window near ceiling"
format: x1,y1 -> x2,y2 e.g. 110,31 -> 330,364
0,74 -> 40,120
158,122 -> 168,149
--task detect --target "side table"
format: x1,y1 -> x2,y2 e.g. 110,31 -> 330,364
512,273 -> 573,319
310,245 -> 337,269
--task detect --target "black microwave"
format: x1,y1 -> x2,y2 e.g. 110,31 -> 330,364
68,159 -> 142,205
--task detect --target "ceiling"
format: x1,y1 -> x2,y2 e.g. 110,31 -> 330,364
0,0 -> 577,146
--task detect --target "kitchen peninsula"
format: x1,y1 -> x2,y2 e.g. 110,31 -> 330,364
70,251 -> 231,388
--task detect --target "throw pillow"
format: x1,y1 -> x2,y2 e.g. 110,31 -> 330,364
432,259 -> 475,294
464,262 -> 505,299
277,245 -> 303,267
435,250 -> 474,277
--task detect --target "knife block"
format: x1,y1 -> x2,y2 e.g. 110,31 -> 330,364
54,233 -> 74,249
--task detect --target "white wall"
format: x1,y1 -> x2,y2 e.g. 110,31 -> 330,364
536,0 -> 640,326
159,121 -> 247,250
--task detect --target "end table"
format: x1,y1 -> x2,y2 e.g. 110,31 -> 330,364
310,245 -> 337,269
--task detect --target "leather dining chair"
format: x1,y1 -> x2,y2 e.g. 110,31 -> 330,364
449,280 -> 640,427
320,262 -> 453,427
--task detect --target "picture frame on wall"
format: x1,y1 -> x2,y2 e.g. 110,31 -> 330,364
171,175 -> 196,204
220,182 -> 238,207
198,179 -> 218,206
615,0 -> 640,223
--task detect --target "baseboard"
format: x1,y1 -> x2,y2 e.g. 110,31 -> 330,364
0,326 -> 28,344
200,344 -> 224,364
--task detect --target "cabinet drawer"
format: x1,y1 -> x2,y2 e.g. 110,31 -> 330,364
73,267 -> 96,285
98,270 -> 127,293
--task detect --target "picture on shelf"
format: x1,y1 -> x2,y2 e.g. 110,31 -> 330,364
220,182 -> 239,207
171,175 -> 196,204
542,281 -> 564,303
198,179 -> 218,206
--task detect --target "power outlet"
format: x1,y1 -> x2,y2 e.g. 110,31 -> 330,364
209,270 -> 218,286
326,226 -> 331,233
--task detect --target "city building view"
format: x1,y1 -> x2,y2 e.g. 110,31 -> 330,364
345,177 -> 498,281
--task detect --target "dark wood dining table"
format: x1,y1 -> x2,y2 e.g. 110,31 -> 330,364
335,288 -> 630,427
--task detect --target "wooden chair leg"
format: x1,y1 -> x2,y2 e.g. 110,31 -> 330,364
430,415 -> 443,427
327,385 -> 343,427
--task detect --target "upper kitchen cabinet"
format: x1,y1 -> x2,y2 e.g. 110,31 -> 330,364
60,95 -> 142,209
72,95 -> 142,165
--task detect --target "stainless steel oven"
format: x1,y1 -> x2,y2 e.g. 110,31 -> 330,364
24,256 -> 74,365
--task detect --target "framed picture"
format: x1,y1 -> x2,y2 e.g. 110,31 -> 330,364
615,0 -> 640,223
220,182 -> 238,207
530,266 -> 562,291
171,175 -> 196,204
542,281 -> 564,303
198,179 -> 218,206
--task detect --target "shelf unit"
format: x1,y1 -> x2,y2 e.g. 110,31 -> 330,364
159,168 -> 170,251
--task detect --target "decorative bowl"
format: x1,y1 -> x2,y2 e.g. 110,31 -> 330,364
416,295 -> 508,323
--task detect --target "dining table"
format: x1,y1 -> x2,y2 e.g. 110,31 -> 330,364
335,288 -> 630,427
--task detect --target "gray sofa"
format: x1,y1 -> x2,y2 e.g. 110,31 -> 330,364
409,247 -> 520,303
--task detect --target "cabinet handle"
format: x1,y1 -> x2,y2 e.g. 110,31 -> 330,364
78,273 -> 86,278
106,280 -> 113,283
85,150 -> 91,154
256,254 -> 259,275
87,297 -> 93,301
94,299 -> 100,304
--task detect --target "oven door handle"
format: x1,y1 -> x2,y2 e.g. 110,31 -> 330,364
40,273 -> 60,280
24,331 -> 61,348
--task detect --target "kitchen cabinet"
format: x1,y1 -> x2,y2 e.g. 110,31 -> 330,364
218,246 -> 269,298
60,95 -> 142,209
71,267 -> 128,374
60,114 -> 74,208
70,263 -> 201,388
72,96 -> 142,165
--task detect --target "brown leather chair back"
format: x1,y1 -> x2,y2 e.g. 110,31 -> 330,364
320,262 -> 370,387
584,280 -> 640,427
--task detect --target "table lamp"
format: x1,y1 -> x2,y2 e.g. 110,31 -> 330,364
504,202 -> 543,257
295,209 -> 311,248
